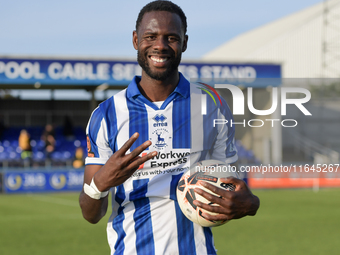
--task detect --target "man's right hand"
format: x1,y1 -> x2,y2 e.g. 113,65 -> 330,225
93,132 -> 157,191
79,132 -> 157,224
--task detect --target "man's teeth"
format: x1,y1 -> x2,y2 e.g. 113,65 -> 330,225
150,56 -> 168,63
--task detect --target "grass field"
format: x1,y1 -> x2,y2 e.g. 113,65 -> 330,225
0,188 -> 339,255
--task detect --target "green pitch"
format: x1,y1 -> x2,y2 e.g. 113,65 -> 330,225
0,188 -> 339,255
213,188 -> 340,255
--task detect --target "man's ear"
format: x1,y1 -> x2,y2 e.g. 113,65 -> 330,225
182,35 -> 188,52
133,30 -> 138,50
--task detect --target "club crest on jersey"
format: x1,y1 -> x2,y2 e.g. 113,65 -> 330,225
150,128 -> 170,149
152,114 -> 168,127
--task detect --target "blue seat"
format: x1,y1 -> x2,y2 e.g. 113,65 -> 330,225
74,140 -> 81,147
51,151 -> 63,160
11,140 -> 19,148
0,151 -> 9,161
2,140 -> 10,147
9,151 -> 20,160
33,151 -> 46,161
63,151 -> 72,160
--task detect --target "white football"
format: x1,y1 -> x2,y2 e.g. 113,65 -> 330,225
176,159 -> 239,227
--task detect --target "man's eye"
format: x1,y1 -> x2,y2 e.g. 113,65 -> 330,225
168,37 -> 178,41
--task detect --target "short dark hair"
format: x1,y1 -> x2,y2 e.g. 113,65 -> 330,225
136,0 -> 187,34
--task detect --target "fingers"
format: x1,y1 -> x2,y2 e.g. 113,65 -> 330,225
127,151 -> 158,170
193,179 -> 258,220
193,184 -> 234,220
195,181 -> 233,199
116,132 -> 140,156
108,133 -> 157,174
126,140 -> 152,161
121,142 -> 157,172
196,205 -> 229,221
194,184 -> 230,205
193,197 -> 230,221
117,132 -> 155,161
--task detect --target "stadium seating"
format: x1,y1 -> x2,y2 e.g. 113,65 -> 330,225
0,126 -> 259,168
0,126 -> 87,168
235,140 -> 261,164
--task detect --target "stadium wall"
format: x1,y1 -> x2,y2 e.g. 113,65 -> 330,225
1,167 -> 84,194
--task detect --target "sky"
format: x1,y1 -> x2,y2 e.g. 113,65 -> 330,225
0,0 -> 324,100
0,0 -> 323,60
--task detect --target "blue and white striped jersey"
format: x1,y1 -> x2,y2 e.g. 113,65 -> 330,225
85,73 -> 238,255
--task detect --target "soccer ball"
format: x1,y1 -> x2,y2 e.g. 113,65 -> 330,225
176,159 -> 239,227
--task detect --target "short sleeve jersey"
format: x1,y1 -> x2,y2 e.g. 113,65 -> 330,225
85,73 -> 238,255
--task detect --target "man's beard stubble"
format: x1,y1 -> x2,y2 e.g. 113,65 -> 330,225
137,51 -> 182,81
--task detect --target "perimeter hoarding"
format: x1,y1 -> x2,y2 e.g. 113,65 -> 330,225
3,168 -> 84,193
0,57 -> 281,87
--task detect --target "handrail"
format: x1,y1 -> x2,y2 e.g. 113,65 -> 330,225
289,129 -> 339,164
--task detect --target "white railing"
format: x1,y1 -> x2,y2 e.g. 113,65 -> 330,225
289,129 -> 340,164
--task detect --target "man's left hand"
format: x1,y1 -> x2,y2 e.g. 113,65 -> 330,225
193,177 -> 260,221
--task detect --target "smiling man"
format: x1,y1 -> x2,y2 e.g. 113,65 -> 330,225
134,6 -> 188,102
79,1 -> 259,254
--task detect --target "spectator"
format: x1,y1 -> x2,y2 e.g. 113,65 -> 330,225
42,124 -> 55,139
73,147 -> 84,168
41,124 -> 55,158
18,129 -> 32,166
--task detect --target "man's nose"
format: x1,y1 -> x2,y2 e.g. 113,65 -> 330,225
153,36 -> 169,51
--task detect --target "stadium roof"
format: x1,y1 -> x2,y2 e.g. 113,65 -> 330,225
203,0 -> 340,78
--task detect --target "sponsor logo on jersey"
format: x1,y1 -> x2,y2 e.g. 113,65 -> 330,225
153,114 -> 167,122
152,114 -> 168,127
137,152 -> 148,170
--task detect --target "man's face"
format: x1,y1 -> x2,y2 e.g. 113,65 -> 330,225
133,11 -> 188,81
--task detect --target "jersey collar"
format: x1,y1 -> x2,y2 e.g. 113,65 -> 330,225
126,72 -> 190,110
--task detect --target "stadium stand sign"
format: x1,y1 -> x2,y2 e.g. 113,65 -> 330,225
2,168 -> 84,193
0,57 -> 281,87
